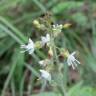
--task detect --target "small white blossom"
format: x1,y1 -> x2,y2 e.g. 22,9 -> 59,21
39,60 -> 44,66
67,51 -> 80,70
41,34 -> 50,46
20,38 -> 34,54
38,59 -> 50,67
52,24 -> 63,34
40,70 -> 51,81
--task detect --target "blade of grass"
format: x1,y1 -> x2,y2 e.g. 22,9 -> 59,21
19,70 -> 29,96
32,0 -> 46,12
24,63 -> 40,77
0,24 -> 23,44
0,16 -> 27,43
1,48 -> 24,96
27,74 -> 35,95
1,54 -> 17,96
11,78 -> 16,96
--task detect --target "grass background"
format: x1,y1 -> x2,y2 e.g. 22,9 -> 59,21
0,0 -> 96,96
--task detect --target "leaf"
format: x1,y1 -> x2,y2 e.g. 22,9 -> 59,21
0,23 -> 23,44
52,1 -> 83,14
1,47 -> 22,96
68,82 -> 96,96
0,36 -> 15,55
32,92 -> 61,96
71,12 -> 88,26
0,28 -> 8,38
0,17 -> 27,43
13,48 -> 25,89
0,0 -> 21,13
84,53 -> 96,73
67,81 -> 83,96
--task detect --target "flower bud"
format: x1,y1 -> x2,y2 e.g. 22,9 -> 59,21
61,49 -> 69,58
35,41 -> 42,49
48,47 -> 53,58
63,23 -> 72,29
33,20 -> 41,29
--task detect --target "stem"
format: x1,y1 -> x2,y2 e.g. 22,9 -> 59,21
50,32 -> 59,68
40,80 -> 47,92
27,74 -> 35,95
50,31 -> 66,96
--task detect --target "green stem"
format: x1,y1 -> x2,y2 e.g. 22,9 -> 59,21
40,80 -> 47,92
50,31 -> 66,96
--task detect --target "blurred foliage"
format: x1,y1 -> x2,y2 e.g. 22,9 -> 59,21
0,0 -> 96,96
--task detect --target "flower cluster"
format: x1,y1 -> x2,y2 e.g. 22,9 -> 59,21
21,33 -> 52,81
20,21 -> 80,82
52,24 -> 63,36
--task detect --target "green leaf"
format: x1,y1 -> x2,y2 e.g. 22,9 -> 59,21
13,48 -> 25,90
71,12 -> 88,26
1,47 -> 22,96
52,1 -> 83,14
0,17 -> 27,43
32,92 -> 61,96
68,82 -> 96,96
84,53 -> 96,73
0,28 -> 8,38
0,36 -> 15,55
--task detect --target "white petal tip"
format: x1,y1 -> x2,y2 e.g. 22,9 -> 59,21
20,45 -> 25,48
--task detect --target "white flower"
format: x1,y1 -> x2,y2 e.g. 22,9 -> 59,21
52,24 -> 63,35
40,70 -> 51,81
20,38 -> 34,54
38,59 -> 50,67
41,34 -> 50,46
67,51 -> 80,70
39,60 -> 44,66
